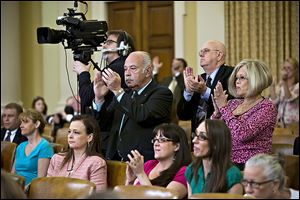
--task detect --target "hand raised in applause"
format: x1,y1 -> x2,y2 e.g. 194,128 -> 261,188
93,71 -> 109,103
102,68 -> 122,95
72,61 -> 90,75
126,150 -> 145,176
125,163 -> 136,185
183,67 -> 207,94
212,81 -> 228,109
152,56 -> 163,74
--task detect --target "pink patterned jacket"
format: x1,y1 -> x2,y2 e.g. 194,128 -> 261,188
211,98 -> 277,164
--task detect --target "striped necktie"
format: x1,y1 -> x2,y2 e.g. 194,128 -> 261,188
206,76 -> 212,88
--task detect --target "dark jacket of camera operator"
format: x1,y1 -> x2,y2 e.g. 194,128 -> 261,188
72,30 -> 135,156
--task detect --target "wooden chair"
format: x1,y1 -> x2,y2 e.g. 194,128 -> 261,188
50,142 -> 65,153
107,160 -> 127,188
286,123 -> 299,135
1,141 -> 17,172
55,127 -> 69,150
113,185 -> 180,199
27,177 -> 96,199
63,122 -> 70,128
8,172 -> 25,190
179,120 -> 192,151
41,134 -> 54,143
273,127 -> 293,135
283,155 -> 299,190
42,124 -> 52,136
189,193 -> 253,199
272,143 -> 294,155
272,134 -> 298,145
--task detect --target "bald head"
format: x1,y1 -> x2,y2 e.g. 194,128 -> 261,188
200,40 -> 226,74
204,40 -> 226,56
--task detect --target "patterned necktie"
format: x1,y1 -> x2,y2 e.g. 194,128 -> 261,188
119,90 -> 137,136
194,76 -> 212,131
168,78 -> 178,94
206,76 -> 212,88
131,90 -> 138,99
4,131 -> 12,142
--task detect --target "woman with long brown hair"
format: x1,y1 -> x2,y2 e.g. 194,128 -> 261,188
185,119 -> 243,197
47,115 -> 107,191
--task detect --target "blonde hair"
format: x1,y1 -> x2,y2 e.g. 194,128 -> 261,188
228,59 -> 273,98
19,109 -> 46,134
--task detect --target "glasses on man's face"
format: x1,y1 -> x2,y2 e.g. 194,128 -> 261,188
103,39 -> 117,45
199,48 -> 220,56
151,137 -> 173,144
241,179 -> 275,189
235,76 -> 248,82
192,131 -> 208,141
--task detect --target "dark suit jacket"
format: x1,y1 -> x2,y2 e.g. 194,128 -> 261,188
79,56 -> 128,114
1,128 -> 27,145
105,80 -> 173,162
177,64 -> 234,132
154,74 -> 185,123
78,56 -> 127,155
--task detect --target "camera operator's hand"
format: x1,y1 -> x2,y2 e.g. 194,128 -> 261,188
73,61 -> 91,75
93,71 -> 109,103
102,68 -> 122,96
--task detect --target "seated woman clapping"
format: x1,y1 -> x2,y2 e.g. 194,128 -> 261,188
185,119 -> 243,197
125,123 -> 192,198
47,115 -> 107,191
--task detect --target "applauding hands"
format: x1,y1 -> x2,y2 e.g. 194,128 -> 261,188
183,67 -> 207,94
211,81 -> 228,116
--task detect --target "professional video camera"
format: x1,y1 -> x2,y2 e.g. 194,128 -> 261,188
37,1 -> 108,70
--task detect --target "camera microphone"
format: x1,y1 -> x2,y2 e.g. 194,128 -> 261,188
101,41 -> 130,53
101,48 -> 118,53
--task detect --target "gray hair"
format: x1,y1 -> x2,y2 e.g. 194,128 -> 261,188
136,51 -> 152,72
245,153 -> 285,190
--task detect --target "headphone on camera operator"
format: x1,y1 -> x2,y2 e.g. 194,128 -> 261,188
102,30 -> 134,57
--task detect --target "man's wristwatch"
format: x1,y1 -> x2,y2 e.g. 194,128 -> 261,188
115,88 -> 124,97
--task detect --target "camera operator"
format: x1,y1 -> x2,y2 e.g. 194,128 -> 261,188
72,30 -> 135,156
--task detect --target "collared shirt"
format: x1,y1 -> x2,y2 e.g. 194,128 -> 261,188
117,79 -> 153,102
185,164 -> 242,194
4,129 -> 18,142
184,67 -> 220,102
93,79 -> 153,111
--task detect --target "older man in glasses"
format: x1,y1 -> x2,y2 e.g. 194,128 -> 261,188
177,40 -> 234,148
72,30 -> 135,156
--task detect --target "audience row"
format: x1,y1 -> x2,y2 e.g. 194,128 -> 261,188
1,31 -> 299,198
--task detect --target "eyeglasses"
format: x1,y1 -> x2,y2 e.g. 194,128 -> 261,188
241,179 -> 275,189
151,137 -> 173,144
192,131 -> 208,141
103,39 -> 117,45
235,76 -> 248,82
199,48 -> 220,55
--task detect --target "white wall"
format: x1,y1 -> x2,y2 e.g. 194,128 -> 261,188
197,1 -> 225,74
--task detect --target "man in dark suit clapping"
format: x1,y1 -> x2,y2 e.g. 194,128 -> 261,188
94,51 -> 173,162
177,40 -> 234,141
1,103 -> 27,145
